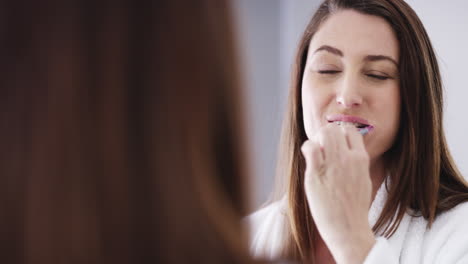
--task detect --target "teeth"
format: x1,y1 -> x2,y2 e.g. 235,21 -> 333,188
332,121 -> 362,127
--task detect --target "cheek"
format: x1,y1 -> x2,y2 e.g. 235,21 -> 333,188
366,86 -> 400,160
385,86 -> 401,134
301,78 -> 330,137
376,85 -> 401,145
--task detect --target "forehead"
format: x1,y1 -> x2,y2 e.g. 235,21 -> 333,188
309,9 -> 399,61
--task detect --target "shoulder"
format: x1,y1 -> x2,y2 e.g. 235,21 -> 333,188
421,201 -> 468,263
244,197 -> 289,259
427,201 -> 468,239
434,201 -> 468,226
246,198 -> 287,228
245,198 -> 288,240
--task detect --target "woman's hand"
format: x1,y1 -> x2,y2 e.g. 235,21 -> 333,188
301,123 -> 375,264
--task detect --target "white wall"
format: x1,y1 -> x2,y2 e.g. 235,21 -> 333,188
233,0 -> 320,211
232,0 -> 282,212
233,0 -> 468,211
404,0 -> 468,178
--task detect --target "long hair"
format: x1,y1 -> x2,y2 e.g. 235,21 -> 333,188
274,0 -> 468,261
0,0 -> 252,263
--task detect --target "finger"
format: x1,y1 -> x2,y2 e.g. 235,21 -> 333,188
301,140 -> 324,174
336,123 -> 353,150
321,123 -> 346,159
308,130 -> 325,160
340,124 -> 355,149
345,125 -> 366,151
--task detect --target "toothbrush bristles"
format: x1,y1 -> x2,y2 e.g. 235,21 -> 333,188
359,128 -> 369,135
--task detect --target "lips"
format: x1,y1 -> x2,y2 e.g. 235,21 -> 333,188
326,114 -> 373,132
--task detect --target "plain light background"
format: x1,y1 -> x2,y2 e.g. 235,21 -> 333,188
232,0 -> 468,212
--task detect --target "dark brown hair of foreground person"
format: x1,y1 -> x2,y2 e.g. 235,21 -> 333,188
0,0 -> 254,263
273,0 -> 468,261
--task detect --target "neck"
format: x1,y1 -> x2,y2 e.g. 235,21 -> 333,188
369,157 -> 387,202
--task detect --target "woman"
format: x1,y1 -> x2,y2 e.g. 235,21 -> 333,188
248,0 -> 468,263
0,0 -> 255,263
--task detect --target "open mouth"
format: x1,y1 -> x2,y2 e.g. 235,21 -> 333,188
326,114 -> 374,135
328,120 -> 374,135
329,120 -> 368,128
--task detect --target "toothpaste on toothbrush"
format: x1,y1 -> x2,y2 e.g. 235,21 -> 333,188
359,125 -> 374,135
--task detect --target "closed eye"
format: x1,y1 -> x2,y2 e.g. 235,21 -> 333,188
366,74 -> 390,80
318,70 -> 341,74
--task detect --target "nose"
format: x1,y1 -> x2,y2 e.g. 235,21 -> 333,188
335,75 -> 363,108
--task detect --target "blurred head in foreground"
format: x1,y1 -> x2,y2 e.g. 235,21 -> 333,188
0,0 -> 252,263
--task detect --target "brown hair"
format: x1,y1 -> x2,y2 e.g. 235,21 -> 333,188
274,0 -> 468,261
0,0 -> 252,263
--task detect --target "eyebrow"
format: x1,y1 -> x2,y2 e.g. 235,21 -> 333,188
364,55 -> 398,67
313,45 -> 398,67
314,45 -> 343,57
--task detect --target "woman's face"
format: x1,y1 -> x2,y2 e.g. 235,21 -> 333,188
302,10 -> 400,162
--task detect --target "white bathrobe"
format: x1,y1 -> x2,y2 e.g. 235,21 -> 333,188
247,181 -> 468,263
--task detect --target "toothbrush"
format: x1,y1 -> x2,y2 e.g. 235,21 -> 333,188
359,125 -> 374,135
